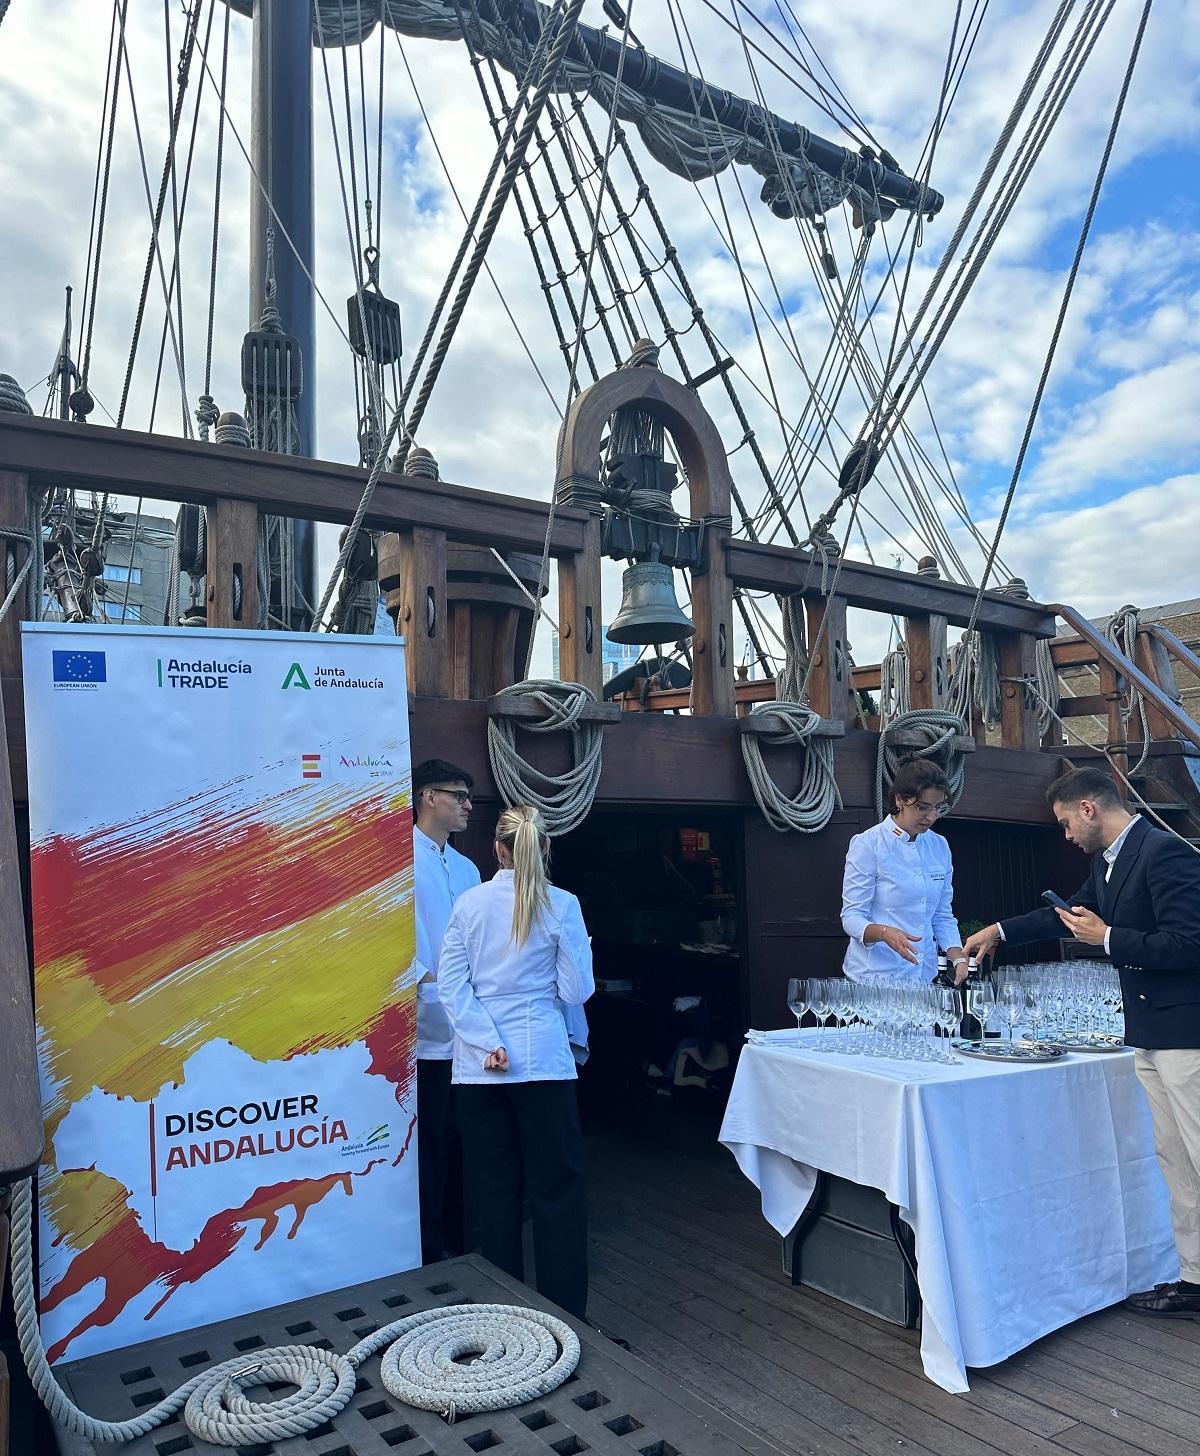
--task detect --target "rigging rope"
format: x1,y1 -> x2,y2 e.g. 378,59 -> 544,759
198,0 -> 231,440
11,1178 -> 578,1446
1105,604 -> 1151,774
875,710 -> 969,821
314,0 -> 588,629
487,681 -> 605,837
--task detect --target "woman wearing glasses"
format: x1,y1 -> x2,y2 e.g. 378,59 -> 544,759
840,758 -> 968,984
438,804 -> 594,1317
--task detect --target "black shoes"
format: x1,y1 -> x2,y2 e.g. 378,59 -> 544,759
1124,1281 -> 1200,1317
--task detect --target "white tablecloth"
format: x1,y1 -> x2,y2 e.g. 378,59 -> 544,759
719,1032 -> 1176,1393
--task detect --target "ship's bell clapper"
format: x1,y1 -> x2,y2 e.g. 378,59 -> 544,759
607,545 -> 695,646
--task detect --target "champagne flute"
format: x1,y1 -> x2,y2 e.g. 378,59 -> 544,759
1025,984 -> 1045,1044
786,977 -> 809,1038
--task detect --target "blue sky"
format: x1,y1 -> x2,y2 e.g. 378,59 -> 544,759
1,1 -> 1198,669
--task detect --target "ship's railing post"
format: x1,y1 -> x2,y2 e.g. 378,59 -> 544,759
998,630 -> 1041,751
0,471 -> 29,685
556,516 -> 603,698
803,594 -> 851,721
205,499 -> 259,630
379,528 -> 449,698
904,612 -> 948,711
1133,628 -> 1181,744
690,514 -> 736,717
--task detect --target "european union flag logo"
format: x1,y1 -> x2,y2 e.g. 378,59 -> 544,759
52,650 -> 107,684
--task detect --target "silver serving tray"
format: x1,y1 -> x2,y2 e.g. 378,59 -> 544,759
1045,1033 -> 1126,1053
951,1038 -> 1067,1063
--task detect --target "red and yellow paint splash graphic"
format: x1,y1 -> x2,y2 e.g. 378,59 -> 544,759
32,772 -> 418,1360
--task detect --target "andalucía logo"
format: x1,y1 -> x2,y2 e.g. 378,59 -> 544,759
301,753 -> 322,780
52,650 -> 106,690
282,662 -> 311,690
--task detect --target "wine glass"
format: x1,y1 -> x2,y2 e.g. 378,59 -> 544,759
810,980 -> 834,1051
1025,983 -> 1046,1044
834,981 -> 855,1049
967,981 -> 994,1042
786,978 -> 809,1038
999,980 -> 1024,1047
935,986 -> 961,1062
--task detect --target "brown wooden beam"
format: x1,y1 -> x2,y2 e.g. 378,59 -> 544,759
0,415 -> 587,558
486,693 -> 621,723
804,595 -> 851,722
727,540 -> 1056,635
998,632 -> 1041,752
556,518 -> 603,697
205,499 -> 259,629
383,528 -> 449,698
0,472 -> 28,683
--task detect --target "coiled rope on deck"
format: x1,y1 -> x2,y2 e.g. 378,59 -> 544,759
11,1179 -> 579,1446
487,680 -> 605,837
740,702 -> 842,834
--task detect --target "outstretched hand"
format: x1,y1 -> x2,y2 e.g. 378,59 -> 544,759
878,925 -> 922,964
962,924 -> 1001,965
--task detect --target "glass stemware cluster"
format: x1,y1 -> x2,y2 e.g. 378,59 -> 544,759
784,962 -> 1124,1065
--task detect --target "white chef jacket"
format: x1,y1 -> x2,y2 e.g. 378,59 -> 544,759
841,817 -> 960,982
437,869 -> 594,1084
413,825 -> 481,1060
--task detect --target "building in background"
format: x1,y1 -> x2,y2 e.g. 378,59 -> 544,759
552,627 -> 644,684
41,508 -> 178,625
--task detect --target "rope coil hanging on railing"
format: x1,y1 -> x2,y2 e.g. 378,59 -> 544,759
1105,603 -> 1149,772
740,701 -> 842,834
487,680 -> 605,837
874,709 -> 969,820
10,1179 -> 579,1447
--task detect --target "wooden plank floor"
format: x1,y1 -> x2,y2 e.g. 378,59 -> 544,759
583,1099 -> 1199,1456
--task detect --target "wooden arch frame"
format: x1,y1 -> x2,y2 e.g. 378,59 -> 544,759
554,367 -> 736,715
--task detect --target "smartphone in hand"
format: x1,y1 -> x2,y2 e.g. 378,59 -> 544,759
1041,889 -> 1077,914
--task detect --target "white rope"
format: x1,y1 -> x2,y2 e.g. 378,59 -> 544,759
1105,603 -> 1150,774
774,594 -> 807,703
487,680 -> 605,836
1034,636 -> 1059,739
740,701 -> 842,834
878,642 -> 910,728
875,708 -> 969,820
10,1179 -> 578,1446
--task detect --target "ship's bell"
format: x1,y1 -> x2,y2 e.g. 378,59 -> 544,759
607,555 -> 694,646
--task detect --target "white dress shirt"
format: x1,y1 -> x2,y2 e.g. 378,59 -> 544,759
438,869 -> 594,1084
413,825 -> 481,1060
841,818 -> 960,982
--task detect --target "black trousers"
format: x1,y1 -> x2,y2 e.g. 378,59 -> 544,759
417,1058 -> 465,1263
457,1079 -> 588,1319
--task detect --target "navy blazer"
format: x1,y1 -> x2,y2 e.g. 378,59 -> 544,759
999,818 -> 1200,1049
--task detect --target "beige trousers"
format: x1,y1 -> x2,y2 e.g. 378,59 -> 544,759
1134,1048 -> 1200,1283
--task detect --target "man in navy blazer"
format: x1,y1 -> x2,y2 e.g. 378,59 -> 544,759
965,766 -> 1200,1318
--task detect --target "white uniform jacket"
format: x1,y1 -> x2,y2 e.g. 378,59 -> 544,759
840,817 -> 960,982
413,826 -> 481,1060
437,869 -> 594,1084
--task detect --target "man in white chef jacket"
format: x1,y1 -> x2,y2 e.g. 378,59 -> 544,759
412,759 -> 481,1263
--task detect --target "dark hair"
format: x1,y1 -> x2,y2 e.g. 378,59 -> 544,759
413,759 -> 474,795
1045,766 -> 1121,811
890,757 -> 950,809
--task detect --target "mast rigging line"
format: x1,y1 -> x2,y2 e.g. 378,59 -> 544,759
313,0 -> 591,629
957,0 -> 1154,647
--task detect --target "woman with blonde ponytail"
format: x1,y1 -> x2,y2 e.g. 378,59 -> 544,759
438,805 -> 594,1317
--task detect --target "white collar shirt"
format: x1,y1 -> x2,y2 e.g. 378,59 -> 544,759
1102,815 -> 1140,882
413,825 -> 481,1060
840,817 -> 959,982
437,870 -> 594,1084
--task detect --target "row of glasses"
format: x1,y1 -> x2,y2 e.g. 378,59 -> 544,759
992,961 -> 1124,1043
786,976 -> 966,1064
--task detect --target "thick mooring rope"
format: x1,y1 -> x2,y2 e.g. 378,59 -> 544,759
740,701 -> 842,834
487,680 -> 604,837
11,1179 -> 578,1446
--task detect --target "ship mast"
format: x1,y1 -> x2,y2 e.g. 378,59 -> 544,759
248,0 -> 317,625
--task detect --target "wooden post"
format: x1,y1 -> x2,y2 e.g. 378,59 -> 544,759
998,631 -> 1041,751
0,472 -> 28,683
557,515 -> 603,697
1133,629 -> 1180,745
205,499 -> 259,629
393,528 -> 449,698
804,595 -> 850,721
904,613 -> 948,711
690,518 -> 736,716
450,602 -> 472,699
